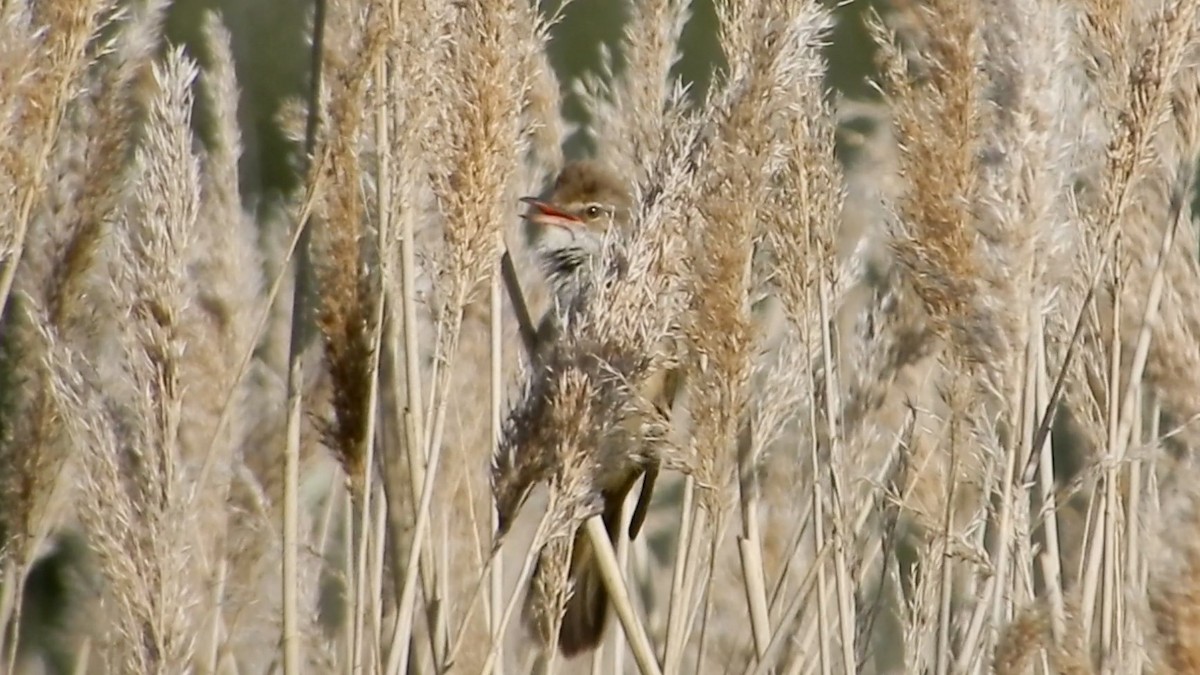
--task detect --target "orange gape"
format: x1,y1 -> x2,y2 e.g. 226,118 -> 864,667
515,160 -> 675,657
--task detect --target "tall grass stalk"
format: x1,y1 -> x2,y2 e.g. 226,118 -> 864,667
280,0 -> 327,668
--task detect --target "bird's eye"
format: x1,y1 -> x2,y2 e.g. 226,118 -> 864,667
584,204 -> 603,218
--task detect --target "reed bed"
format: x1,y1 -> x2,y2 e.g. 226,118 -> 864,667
3,0 -> 1200,673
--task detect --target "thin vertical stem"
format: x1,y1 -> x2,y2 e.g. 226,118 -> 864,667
1099,254 -> 1122,659
807,358 -> 831,675
818,276 -> 854,674
282,0 -> 327,670
351,297 -> 386,673
1033,310 -> 1066,644
371,491 -> 389,667
385,57 -> 432,670
368,44 -> 393,675
583,511 -> 667,667
663,477 -> 697,674
281,319 -> 307,675
478,512 -> 556,675
935,404 -> 961,675
610,487 -> 637,675
738,418 -> 771,662
490,233 -> 506,674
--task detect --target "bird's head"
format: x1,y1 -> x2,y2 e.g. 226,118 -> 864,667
521,160 -> 631,287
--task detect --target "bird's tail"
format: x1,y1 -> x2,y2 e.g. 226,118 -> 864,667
523,480 -> 632,657
557,515 -> 611,657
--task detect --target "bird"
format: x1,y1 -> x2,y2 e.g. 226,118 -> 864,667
520,160 -> 631,325
513,159 -> 678,657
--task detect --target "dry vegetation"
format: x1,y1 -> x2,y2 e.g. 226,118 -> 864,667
3,0 -> 1200,673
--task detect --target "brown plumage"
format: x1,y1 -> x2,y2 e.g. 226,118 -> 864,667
514,160 -> 674,657
520,159 -> 633,314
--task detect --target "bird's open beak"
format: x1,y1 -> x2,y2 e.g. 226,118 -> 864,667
519,196 -> 581,231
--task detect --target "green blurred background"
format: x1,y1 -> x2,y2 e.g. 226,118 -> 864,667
165,0 -> 891,200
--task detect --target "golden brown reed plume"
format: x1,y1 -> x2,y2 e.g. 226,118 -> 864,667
311,0 -> 390,489
1068,0 -> 1200,407
682,0 -> 836,508
665,4 -> 850,667
870,0 -> 1003,378
574,0 -> 691,187
1109,10 -> 1200,456
0,0 -> 132,569
0,0 -> 119,321
415,0 -> 542,668
499,159 -> 677,658
1,5 -> 263,671
35,47 -> 210,674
